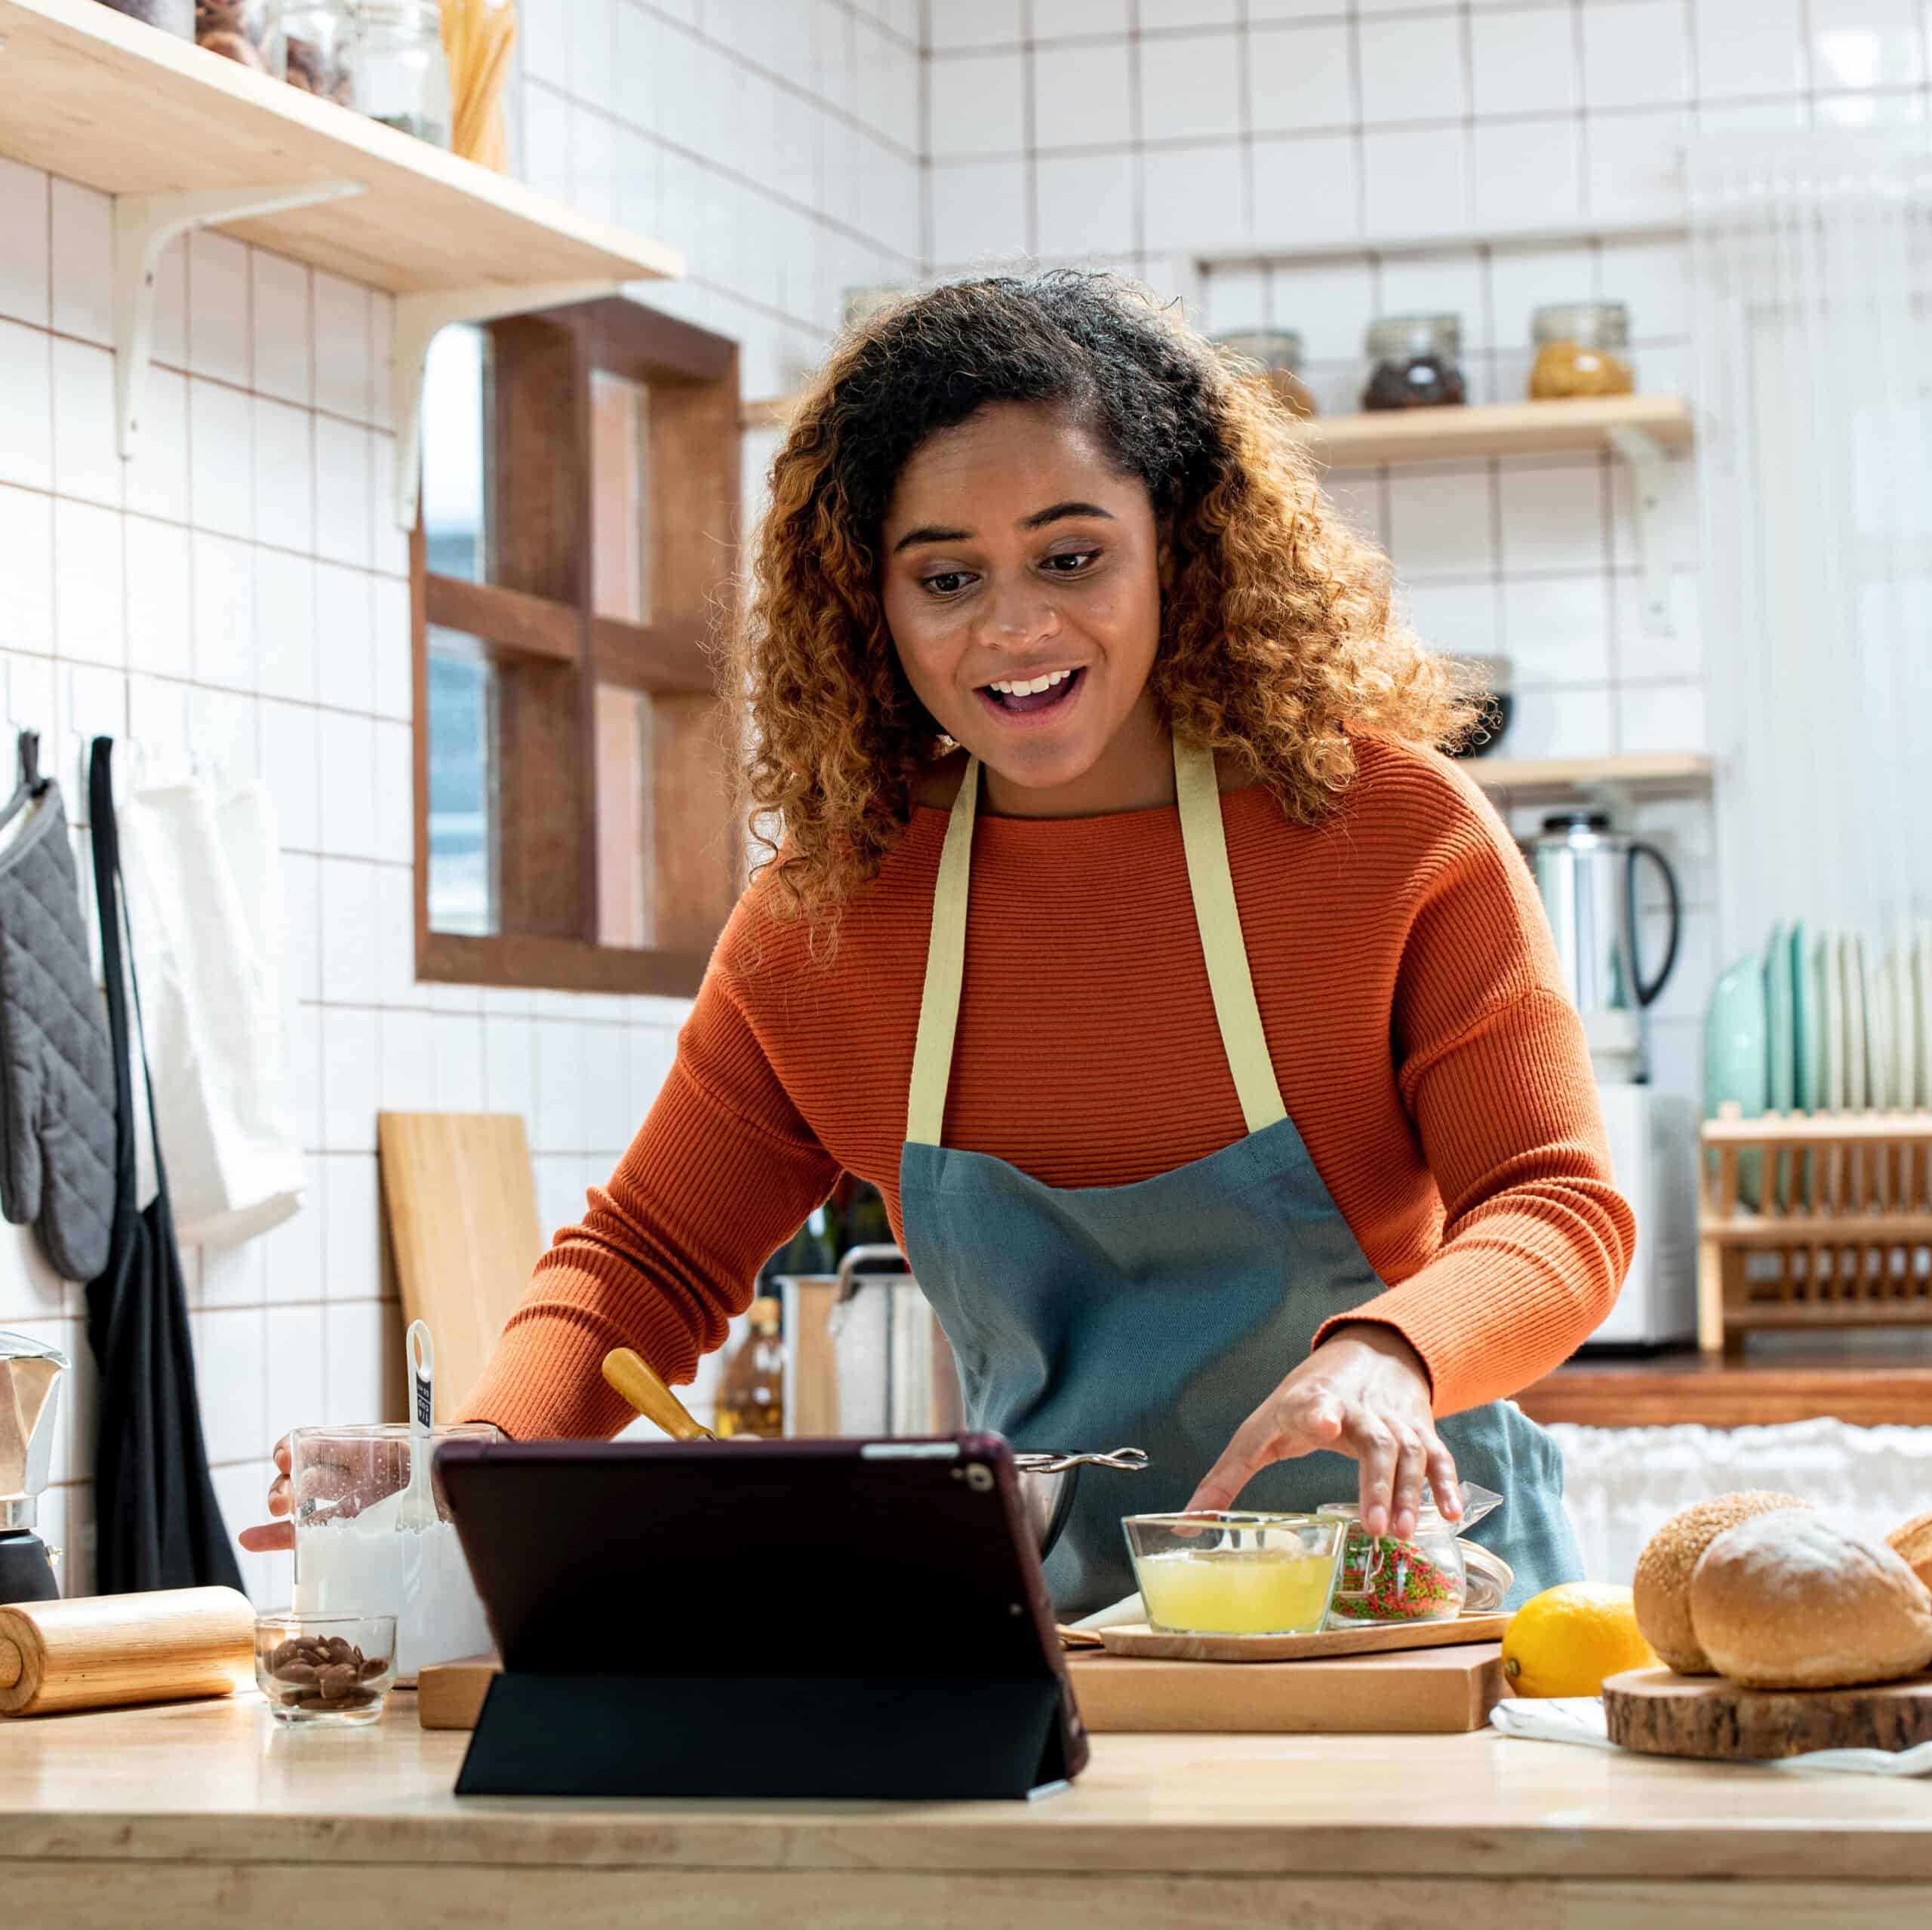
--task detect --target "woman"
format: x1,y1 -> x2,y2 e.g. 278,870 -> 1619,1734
252,275 -> 1632,1615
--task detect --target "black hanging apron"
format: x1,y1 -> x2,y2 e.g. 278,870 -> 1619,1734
84,739 -> 243,1596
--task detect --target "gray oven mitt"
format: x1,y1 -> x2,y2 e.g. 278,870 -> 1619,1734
0,773 -> 117,1281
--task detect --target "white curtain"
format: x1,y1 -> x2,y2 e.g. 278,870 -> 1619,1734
1688,132 -> 1932,955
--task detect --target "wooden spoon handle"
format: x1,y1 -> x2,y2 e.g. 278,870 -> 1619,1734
601,1348 -> 717,1443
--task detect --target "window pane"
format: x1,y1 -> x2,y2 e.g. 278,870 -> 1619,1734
426,632 -> 498,936
595,682 -> 654,949
422,325 -> 491,582
589,370 -> 651,623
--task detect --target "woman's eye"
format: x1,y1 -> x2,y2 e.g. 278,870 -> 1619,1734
1043,550 -> 1098,574
922,570 -> 971,596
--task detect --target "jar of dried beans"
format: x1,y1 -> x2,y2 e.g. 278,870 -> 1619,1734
273,1 -> 353,105
196,0 -> 286,75
1361,313 -> 1466,412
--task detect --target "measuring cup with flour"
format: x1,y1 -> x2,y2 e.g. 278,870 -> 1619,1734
288,1408 -> 498,1682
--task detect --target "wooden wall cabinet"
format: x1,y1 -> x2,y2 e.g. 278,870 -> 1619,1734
411,298 -> 742,998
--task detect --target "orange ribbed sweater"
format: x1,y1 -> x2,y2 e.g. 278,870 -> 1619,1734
463,735 -> 1634,1443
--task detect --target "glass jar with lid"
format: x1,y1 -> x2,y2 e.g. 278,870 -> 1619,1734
1361,313 -> 1466,412
343,0 -> 453,146
1529,301 -> 1635,401
195,0 -> 288,75
274,1 -> 354,105
1318,1496 -> 1468,1622
1211,330 -> 1318,420
91,2 -> 193,36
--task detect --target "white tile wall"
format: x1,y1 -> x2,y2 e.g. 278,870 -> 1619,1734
0,2 -> 909,1604
918,0 -> 1845,1133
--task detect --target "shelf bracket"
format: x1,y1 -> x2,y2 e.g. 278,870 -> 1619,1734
113,181 -> 368,459
1607,425 -> 1674,638
391,280 -> 623,532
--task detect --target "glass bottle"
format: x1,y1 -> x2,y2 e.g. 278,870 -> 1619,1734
274,0 -> 354,105
195,0 -> 287,75
1529,301 -> 1635,401
1361,314 -> 1466,412
1211,329 -> 1318,420
344,0 -> 452,146
91,2 -> 193,35
715,1298 -> 786,1440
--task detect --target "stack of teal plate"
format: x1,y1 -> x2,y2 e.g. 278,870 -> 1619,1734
1706,920 -> 1932,1122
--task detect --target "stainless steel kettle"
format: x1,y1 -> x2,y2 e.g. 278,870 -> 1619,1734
0,1326 -> 67,1603
1526,811 -> 1681,1081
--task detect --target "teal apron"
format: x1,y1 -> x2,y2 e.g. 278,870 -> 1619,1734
897,733 -> 1580,1617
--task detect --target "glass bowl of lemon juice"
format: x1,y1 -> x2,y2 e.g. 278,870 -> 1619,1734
1122,1513 -> 1347,1635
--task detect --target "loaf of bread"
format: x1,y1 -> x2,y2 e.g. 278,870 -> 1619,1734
1887,1510 -> 1932,1590
1689,1513 -> 1932,1690
1632,1492 -> 1810,1674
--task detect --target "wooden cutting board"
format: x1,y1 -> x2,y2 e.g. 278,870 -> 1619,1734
377,1113 -> 546,1422
1604,1666 -> 1932,1759
1069,1644 -> 1503,1734
1095,1612 -> 1506,1664
417,1644 -> 1506,1736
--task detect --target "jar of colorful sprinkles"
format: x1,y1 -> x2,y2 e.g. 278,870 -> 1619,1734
1318,1492 -> 1478,1624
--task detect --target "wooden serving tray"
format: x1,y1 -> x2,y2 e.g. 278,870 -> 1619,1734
1095,1612 -> 1507,1664
1604,1666 -> 1932,1759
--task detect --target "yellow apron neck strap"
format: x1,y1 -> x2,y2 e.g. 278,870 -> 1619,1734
1171,734 -> 1288,1135
906,752 -> 981,1147
904,736 -> 1287,1148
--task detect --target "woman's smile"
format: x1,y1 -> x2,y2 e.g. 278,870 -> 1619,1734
976,662 -> 1085,724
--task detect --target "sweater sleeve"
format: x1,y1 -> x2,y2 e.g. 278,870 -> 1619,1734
460,960 -> 841,1442
1312,772 -> 1635,1416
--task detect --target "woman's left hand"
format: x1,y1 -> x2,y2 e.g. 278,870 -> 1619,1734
1184,1323 -> 1461,1539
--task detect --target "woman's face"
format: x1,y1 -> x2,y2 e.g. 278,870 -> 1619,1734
880,402 -> 1162,801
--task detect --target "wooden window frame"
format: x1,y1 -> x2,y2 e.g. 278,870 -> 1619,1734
411,297 -> 742,999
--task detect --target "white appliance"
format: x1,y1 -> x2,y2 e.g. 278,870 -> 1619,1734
1585,1084 -> 1698,1349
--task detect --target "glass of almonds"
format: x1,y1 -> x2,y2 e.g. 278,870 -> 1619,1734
254,1612 -> 397,1725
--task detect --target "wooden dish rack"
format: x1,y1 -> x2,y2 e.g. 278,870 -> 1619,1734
1699,1105 -> 1932,1352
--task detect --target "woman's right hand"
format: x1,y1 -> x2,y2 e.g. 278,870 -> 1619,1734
237,1434 -> 294,1554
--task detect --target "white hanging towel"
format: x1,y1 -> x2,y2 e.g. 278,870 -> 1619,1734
118,777 -> 305,1248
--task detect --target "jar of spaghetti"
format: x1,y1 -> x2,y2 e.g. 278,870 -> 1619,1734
1529,301 -> 1635,401
1211,330 -> 1318,420
1318,1495 -> 1468,1622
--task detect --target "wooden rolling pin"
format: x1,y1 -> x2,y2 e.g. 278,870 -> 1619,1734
0,1587 -> 254,1717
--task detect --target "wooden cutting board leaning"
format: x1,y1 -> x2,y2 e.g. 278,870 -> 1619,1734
377,1113 -> 546,1423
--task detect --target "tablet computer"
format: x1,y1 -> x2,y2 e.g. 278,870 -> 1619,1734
437,1431 -> 1088,1800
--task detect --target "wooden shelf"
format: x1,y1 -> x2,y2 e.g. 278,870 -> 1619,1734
740,392 -> 1694,463
1464,752 -> 1713,803
0,0 -> 681,291
1291,394 -> 1693,467
1518,1343 -> 1932,1430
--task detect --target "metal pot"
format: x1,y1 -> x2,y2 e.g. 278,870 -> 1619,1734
1013,1449 -> 1149,1560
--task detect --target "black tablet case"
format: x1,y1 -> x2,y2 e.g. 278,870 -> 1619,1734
437,1434 -> 1087,1801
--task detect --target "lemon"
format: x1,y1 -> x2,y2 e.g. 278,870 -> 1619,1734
1501,1582 -> 1657,1698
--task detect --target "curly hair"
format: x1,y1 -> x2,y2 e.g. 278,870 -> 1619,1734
732,271 -> 1468,921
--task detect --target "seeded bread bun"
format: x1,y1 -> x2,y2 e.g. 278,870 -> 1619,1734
1887,1510 -> 1932,1591
1689,1513 -> 1932,1690
1632,1492 -> 1810,1673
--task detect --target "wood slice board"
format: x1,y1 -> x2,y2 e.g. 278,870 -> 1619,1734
1068,1644 -> 1504,1734
1096,1612 -> 1506,1664
1604,1666 -> 1932,1759
420,1643 -> 1506,1736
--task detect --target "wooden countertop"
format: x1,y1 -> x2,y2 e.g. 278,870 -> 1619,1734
3,1693 -> 1929,1928
1517,1341 -> 1932,1429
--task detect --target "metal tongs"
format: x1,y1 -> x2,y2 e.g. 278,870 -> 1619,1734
1012,1447 -> 1149,1476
